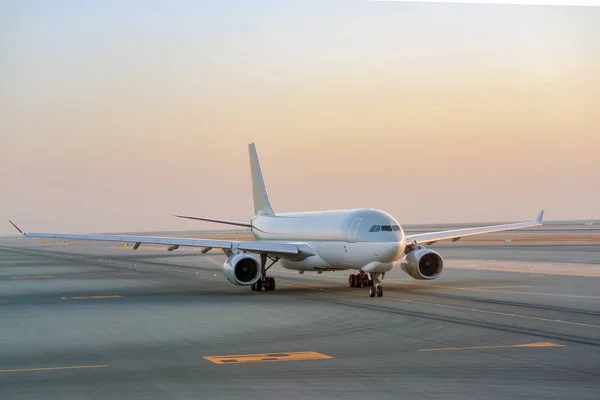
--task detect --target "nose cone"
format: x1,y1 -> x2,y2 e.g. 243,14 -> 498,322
396,224 -> 406,244
377,233 -> 406,262
388,236 -> 406,262
351,209 -> 406,258
386,214 -> 406,261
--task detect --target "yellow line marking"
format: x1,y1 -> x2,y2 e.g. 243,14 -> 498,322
281,282 -> 600,329
419,342 -> 564,352
0,365 -> 107,373
204,351 -> 332,365
12,275 -> 53,279
60,295 -> 121,300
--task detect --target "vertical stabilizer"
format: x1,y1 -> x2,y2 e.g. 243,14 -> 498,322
248,143 -> 275,216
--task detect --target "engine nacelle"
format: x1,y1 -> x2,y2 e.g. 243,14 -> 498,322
222,253 -> 261,286
400,247 -> 444,280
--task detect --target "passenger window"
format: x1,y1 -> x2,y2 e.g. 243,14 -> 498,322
381,225 -> 392,232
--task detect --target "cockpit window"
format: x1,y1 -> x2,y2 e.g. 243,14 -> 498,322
370,225 -> 400,232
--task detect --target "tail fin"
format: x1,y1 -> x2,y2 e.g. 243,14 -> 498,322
248,143 -> 274,216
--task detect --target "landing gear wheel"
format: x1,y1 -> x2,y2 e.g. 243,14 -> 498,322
251,283 -> 256,291
266,277 -> 276,291
349,274 -> 356,288
356,278 -> 362,288
376,286 -> 383,297
368,286 -> 376,297
256,279 -> 263,291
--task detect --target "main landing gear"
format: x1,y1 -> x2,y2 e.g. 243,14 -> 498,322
349,271 -> 384,298
251,253 -> 278,292
251,276 -> 275,291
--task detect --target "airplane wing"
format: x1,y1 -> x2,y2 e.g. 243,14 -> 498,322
405,210 -> 544,245
8,221 -> 314,261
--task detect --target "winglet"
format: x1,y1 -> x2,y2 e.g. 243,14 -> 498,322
8,220 -> 23,234
536,210 -> 544,224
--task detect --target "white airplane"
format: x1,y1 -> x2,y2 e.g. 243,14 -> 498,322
9,143 -> 544,297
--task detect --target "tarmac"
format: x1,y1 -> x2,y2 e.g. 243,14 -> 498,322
1,234 -> 599,399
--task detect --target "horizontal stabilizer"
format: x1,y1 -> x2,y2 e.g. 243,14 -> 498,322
174,215 -> 252,228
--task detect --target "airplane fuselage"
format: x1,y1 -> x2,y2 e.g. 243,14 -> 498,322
251,208 -> 406,272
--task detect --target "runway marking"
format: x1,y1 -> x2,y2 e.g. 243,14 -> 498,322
60,295 -> 121,300
446,260 -> 600,277
474,289 -> 600,300
277,269 -> 600,300
12,275 -> 53,279
281,283 -> 600,330
419,342 -> 564,352
0,365 -> 108,373
204,351 -> 332,365
466,285 -> 532,289
386,280 -> 600,300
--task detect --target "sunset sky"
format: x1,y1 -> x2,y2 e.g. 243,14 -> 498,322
1,1 -> 599,234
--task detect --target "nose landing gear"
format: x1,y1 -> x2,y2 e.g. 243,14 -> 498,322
368,284 -> 383,297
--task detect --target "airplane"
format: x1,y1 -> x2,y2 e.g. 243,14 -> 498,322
9,143 -> 544,298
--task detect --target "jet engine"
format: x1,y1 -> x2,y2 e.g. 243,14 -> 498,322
222,253 -> 261,285
400,247 -> 444,280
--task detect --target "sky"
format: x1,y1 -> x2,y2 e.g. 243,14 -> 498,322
1,1 -> 599,234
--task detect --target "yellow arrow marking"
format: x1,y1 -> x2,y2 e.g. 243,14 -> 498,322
204,351 -> 332,364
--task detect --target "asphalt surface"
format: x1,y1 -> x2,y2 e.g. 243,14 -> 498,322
1,238 -> 599,399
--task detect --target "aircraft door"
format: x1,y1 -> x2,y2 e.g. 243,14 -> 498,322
346,218 -> 362,243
